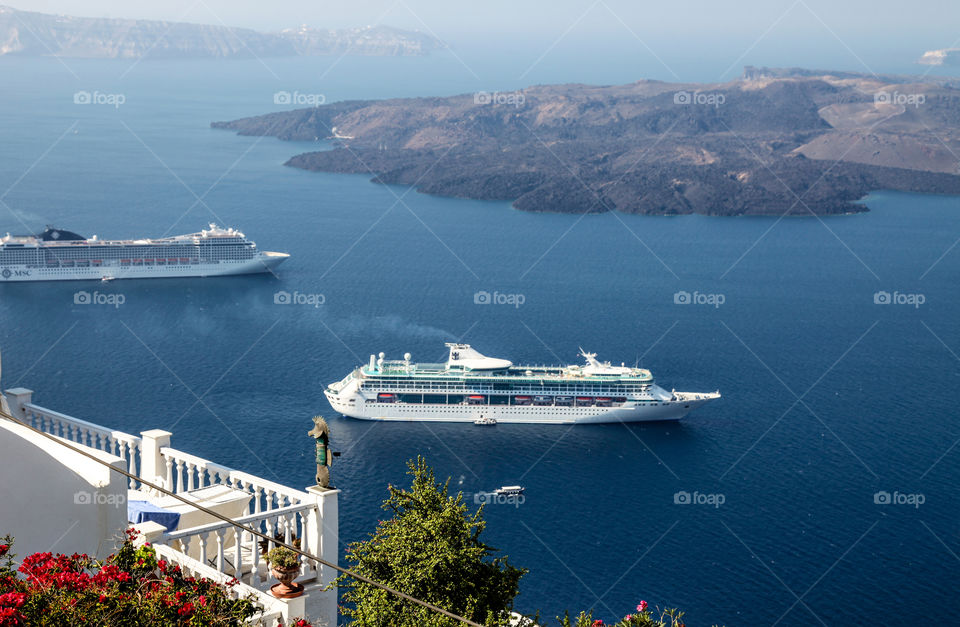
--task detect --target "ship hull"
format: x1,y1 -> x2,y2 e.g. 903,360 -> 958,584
0,252 -> 288,283
324,390 -> 718,424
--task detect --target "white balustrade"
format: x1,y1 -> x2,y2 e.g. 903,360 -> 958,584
164,503 -> 320,586
22,403 -> 142,489
158,446 -> 311,513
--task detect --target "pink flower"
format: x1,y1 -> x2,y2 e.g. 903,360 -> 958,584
637,600 -> 648,612
591,620 -> 603,627
625,615 -> 633,621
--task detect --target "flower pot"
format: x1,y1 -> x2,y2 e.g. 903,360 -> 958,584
269,565 -> 304,599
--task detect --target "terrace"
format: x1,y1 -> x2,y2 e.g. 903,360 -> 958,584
0,387 -> 338,626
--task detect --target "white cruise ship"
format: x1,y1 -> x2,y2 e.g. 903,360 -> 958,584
0,224 -> 288,282
325,343 -> 720,424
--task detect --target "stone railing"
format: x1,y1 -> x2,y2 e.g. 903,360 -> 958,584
164,502 -> 321,585
4,388 -> 142,489
157,445 -> 310,509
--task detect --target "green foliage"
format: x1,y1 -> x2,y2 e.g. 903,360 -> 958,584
266,546 -> 301,570
0,534 -> 15,579
337,457 -> 526,627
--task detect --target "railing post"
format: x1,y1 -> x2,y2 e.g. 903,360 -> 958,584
140,429 -> 172,493
306,485 -> 340,627
131,521 -> 168,547
3,388 -> 33,420
232,528 -> 241,579
176,460 -> 186,494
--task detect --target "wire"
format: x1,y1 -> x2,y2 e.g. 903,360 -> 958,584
0,408 -> 484,627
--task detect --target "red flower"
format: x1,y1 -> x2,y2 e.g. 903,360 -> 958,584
0,593 -> 26,609
0,606 -> 25,626
592,620 -> 603,627
0,545 -> 9,558
637,600 -> 648,612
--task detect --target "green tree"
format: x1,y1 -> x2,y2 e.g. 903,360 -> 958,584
338,457 -> 526,627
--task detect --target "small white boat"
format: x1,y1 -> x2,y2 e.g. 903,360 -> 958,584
495,485 -> 524,495
474,416 -> 497,425
101,275 -> 115,282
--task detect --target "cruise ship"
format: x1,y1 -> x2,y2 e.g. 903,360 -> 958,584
325,343 -> 720,424
0,224 -> 288,282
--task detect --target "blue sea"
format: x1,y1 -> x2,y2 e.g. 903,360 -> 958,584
1,50 -> 959,626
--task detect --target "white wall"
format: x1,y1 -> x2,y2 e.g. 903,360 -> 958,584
0,420 -> 128,560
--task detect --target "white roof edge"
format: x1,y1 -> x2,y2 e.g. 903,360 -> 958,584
0,420 -> 123,487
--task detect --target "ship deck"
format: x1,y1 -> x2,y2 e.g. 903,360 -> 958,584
363,363 -> 654,383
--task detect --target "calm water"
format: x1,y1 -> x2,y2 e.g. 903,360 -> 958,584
1,53 -> 959,626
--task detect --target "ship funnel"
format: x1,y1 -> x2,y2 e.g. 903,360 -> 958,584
445,343 -> 512,370
369,354 -> 376,369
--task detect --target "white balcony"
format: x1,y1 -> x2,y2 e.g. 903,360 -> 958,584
0,387 -> 338,627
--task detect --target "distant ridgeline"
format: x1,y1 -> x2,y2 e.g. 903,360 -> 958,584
213,66 -> 960,217
0,5 -> 444,58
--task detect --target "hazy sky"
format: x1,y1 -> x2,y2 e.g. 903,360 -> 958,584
9,1 -> 960,79
12,1 -> 960,41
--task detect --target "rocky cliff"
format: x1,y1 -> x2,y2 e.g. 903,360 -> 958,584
213,67 -> 960,216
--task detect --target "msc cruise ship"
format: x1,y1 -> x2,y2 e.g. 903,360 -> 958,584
325,343 -> 720,424
0,224 -> 288,282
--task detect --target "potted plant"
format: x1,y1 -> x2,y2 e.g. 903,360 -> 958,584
266,546 -> 304,598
